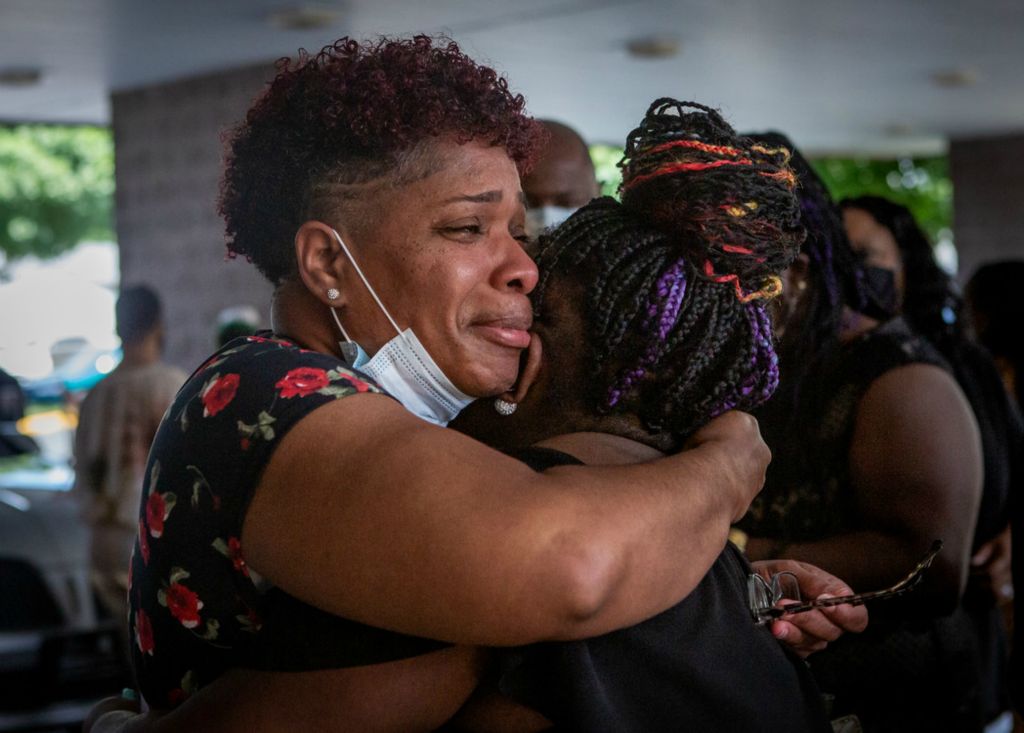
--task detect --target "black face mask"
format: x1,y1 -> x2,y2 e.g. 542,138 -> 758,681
860,265 -> 899,321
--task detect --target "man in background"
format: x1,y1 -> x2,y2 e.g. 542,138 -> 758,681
74,285 -> 186,639
0,367 -> 38,457
522,119 -> 600,238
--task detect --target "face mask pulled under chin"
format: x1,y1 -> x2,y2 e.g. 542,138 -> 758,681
326,228 -> 474,427
525,205 -> 577,239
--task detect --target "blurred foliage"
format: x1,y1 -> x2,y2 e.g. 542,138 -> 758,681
590,143 -> 624,199
0,125 -> 114,262
811,156 -> 953,244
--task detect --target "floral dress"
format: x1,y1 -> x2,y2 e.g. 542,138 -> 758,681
127,334 -> 445,707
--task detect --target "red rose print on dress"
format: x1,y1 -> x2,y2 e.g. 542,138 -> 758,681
212,536 -> 250,577
165,583 -> 203,628
314,368 -> 377,398
145,491 -> 177,538
276,367 -> 330,398
201,373 -> 240,417
344,374 -> 373,393
247,336 -> 290,346
167,671 -> 197,706
135,608 -> 155,656
158,568 -> 204,629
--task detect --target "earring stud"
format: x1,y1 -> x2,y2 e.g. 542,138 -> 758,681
494,398 -> 517,416
327,288 -> 340,301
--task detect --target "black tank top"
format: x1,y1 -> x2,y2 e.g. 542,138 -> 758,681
499,446 -> 831,733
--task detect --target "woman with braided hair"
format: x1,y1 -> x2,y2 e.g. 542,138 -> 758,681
840,195 -> 1022,729
738,136 -> 985,732
449,98 -> 852,731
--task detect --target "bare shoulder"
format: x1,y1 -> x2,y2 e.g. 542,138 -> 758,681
856,362 -> 974,431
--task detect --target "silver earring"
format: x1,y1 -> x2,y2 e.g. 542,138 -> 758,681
327,288 -> 340,301
494,398 -> 517,416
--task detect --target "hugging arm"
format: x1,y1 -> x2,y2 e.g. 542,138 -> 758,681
242,398 -> 768,645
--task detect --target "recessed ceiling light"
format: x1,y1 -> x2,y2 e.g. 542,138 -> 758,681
267,5 -> 341,31
626,36 -> 681,60
931,68 -> 979,88
0,67 -> 43,87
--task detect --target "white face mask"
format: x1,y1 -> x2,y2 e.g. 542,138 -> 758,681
327,228 -> 475,426
524,205 -> 577,239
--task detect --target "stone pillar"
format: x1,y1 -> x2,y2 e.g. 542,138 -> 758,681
950,133 -> 1024,284
111,64 -> 275,371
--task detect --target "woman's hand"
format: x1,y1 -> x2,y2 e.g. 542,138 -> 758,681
969,525 -> 1013,606
82,695 -> 162,733
750,559 -> 869,658
685,410 -> 770,522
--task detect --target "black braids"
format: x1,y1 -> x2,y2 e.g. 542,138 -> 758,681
530,99 -> 802,442
663,279 -> 715,355
595,244 -> 668,359
671,289 -> 724,397
601,253 -> 672,395
532,205 -> 609,310
588,234 -> 655,349
668,288 -> 749,423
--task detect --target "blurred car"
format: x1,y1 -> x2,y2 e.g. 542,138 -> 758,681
0,452 -> 128,728
19,339 -> 121,406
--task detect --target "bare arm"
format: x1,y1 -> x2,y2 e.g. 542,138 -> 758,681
748,364 -> 982,612
242,399 -> 767,646
86,647 -> 487,733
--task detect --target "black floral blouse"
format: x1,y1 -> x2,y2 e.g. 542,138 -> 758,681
127,334 -> 443,707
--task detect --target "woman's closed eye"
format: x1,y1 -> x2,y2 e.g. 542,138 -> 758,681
438,222 -> 485,242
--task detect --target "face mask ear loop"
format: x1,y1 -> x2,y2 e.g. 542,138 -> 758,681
329,228 -> 407,344
329,306 -> 354,344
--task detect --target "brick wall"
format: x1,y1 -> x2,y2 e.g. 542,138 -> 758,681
111,64 -> 275,371
950,133 -> 1024,284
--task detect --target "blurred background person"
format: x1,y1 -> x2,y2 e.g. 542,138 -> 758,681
966,259 -> 1024,716
737,134 -> 984,732
73,284 -> 186,651
214,304 -> 262,348
522,120 -> 600,238
966,260 -> 1024,415
0,366 -> 39,458
842,196 -> 1022,731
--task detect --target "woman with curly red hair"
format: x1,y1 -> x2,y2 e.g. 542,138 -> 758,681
91,35 -> 783,727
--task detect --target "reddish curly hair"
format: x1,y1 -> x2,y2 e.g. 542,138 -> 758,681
219,35 -> 543,284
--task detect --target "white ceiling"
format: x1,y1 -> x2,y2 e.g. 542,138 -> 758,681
1,0 -> 1022,155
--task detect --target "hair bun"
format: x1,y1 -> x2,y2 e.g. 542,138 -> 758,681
620,99 -> 803,301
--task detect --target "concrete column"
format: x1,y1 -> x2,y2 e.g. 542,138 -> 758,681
950,133 -> 1024,284
111,64 -> 275,371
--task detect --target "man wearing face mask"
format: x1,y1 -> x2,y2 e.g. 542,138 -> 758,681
522,120 -> 601,238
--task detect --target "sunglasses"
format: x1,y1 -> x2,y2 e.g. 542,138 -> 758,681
748,539 -> 943,625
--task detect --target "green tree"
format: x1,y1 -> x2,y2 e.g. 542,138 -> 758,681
590,143 -> 624,199
811,156 -> 953,245
0,125 -> 114,263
